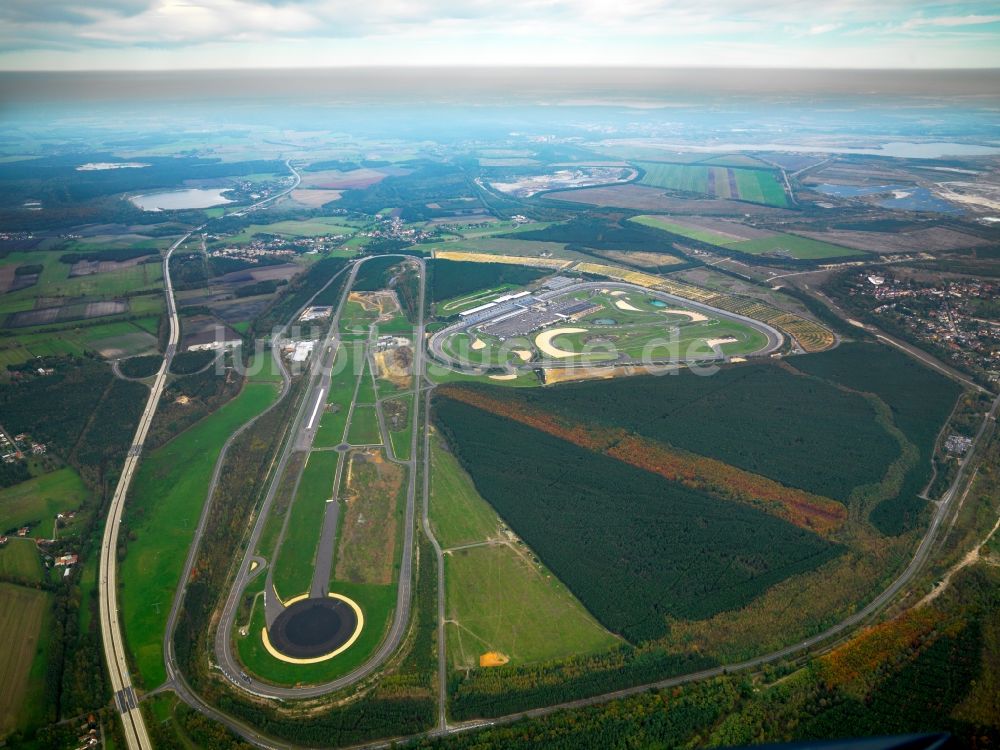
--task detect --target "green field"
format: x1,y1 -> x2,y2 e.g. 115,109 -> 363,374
631,216 -> 740,245
429,437 -> 500,548
222,217 -> 358,243
236,579 -> 395,685
0,541 -> 43,582
0,584 -> 51,736
355,358 -> 378,404
630,215 -> 864,260
347,405 -> 383,446
445,545 -> 618,669
0,317 -> 161,369
0,468 -> 89,540
120,368 -> 282,687
729,235 -> 864,260
636,162 -> 789,207
430,435 -> 617,668
272,450 -> 339,601
313,344 -> 359,448
385,394 -> 414,461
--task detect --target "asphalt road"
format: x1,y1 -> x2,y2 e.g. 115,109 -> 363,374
427,280 -> 785,374
98,230 -> 184,750
205,255 -> 427,699
99,161 -> 301,747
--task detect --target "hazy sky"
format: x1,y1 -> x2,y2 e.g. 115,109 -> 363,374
1,1 -> 999,71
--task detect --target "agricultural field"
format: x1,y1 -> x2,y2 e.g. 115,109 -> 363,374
120,367 -> 282,687
432,395 -> 842,643
0,541 -> 44,582
272,450 -> 339,600
0,583 -> 51,736
636,162 -> 789,207
631,215 -> 865,260
219,216 -> 360,243
0,468 -> 90,539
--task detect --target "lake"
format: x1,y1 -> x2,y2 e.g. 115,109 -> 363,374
130,188 -> 233,211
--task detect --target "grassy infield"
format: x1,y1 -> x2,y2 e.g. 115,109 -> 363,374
441,290 -> 768,368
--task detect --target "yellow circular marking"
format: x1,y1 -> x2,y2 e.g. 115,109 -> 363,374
261,593 -> 365,665
280,592 -> 309,608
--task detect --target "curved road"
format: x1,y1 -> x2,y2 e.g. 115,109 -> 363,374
99,161 -> 301,749
204,255 -> 427,699
427,280 -> 785,375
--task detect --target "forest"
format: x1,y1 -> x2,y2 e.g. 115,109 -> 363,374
427,259 -> 547,303
457,362 -> 899,504
790,342 -> 963,535
507,214 -> 689,265
432,395 -> 842,643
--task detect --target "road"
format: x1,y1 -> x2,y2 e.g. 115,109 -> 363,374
98,229 -> 183,750
427,280 -> 785,374
99,161 -> 301,749
204,255 -> 428,699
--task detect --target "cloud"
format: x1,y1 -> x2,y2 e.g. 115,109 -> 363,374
0,0 -> 998,68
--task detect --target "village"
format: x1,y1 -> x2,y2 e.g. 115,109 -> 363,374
844,270 -> 1000,382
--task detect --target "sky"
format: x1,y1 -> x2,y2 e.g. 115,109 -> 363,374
1,1 -> 999,71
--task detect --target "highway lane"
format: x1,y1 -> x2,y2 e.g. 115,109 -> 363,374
99,160 -> 302,748
207,255 -> 428,699
427,280 -> 785,374
99,229 -> 185,750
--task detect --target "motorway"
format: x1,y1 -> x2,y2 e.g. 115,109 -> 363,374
426,280 -> 785,374
98,162 -> 301,750
98,229 -> 183,750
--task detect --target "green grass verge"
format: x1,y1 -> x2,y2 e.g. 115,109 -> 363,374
120,372 -> 281,688
271,450 -> 339,601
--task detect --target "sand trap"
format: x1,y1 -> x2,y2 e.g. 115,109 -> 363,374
705,337 -> 738,348
480,651 -> 510,667
663,308 -> 708,323
609,290 -> 626,297
488,372 -> 518,380
512,349 -> 532,362
535,327 -> 587,358
470,337 -> 486,350
615,299 -> 640,311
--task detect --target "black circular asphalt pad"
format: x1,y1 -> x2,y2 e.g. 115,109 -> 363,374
268,597 -> 359,659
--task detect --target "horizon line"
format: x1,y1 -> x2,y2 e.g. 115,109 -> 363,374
2,64 -> 999,74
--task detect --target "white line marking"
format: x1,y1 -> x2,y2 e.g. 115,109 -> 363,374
306,387 -> 326,430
